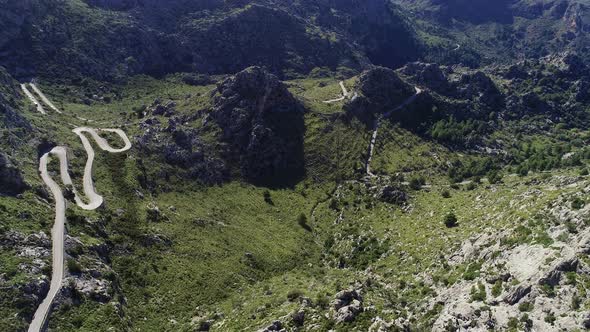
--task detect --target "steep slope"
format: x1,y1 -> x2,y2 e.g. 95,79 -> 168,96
394,0 -> 590,66
0,0 -> 421,81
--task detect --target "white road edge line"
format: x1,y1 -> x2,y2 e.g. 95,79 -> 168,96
29,127 -> 132,332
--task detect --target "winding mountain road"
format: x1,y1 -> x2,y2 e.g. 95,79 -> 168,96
323,81 -> 351,103
29,127 -> 131,332
366,86 -> 423,176
30,83 -> 62,114
20,83 -> 45,114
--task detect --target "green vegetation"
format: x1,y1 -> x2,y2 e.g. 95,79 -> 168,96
470,282 -> 486,302
444,212 -> 459,228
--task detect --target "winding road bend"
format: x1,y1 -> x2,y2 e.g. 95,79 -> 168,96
323,81 -> 351,103
29,127 -> 132,332
30,83 -> 62,114
20,83 -> 45,114
365,86 -> 423,176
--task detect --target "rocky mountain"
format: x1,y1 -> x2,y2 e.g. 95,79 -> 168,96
394,0 -> 590,66
0,0 -> 420,81
3,1 -> 590,332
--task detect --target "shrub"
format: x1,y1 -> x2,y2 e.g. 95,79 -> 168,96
518,301 -> 534,312
315,294 -> 330,309
544,312 -> 556,325
409,176 -> 426,190
67,259 -> 82,274
463,262 -> 481,281
572,197 -> 585,210
491,280 -> 503,297
297,213 -> 311,231
263,190 -> 273,205
444,212 -> 458,228
572,295 -> 581,310
520,314 -> 533,330
469,282 -> 486,302
580,168 -> 589,176
441,190 -> 451,198
507,317 -> 519,329
487,170 -> 502,184
517,166 -> 529,177
540,284 -> 555,297
287,290 -> 303,302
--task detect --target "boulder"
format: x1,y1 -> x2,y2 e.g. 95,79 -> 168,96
258,320 -> 284,332
503,285 -> 531,305
331,289 -> 363,310
331,289 -> 364,323
335,299 -> 363,323
291,310 -> 305,326
379,186 -> 408,205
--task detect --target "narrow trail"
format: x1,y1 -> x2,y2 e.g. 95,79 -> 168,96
28,98 -> 132,332
366,117 -> 381,177
365,87 -> 423,176
30,83 -> 62,114
20,83 -> 45,114
323,81 -> 351,104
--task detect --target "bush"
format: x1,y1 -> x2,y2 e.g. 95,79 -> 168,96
518,301 -> 534,312
517,166 -> 529,177
469,282 -> 486,302
67,259 -> 82,274
441,190 -> 451,198
491,280 -> 503,297
487,170 -> 502,184
572,197 -> 585,210
507,317 -> 519,329
297,213 -> 311,231
430,117 -> 485,146
409,176 -> 426,190
540,284 -> 555,297
287,289 -> 303,302
544,312 -> 556,325
572,295 -> 581,310
463,262 -> 481,281
315,294 -> 330,308
444,212 -> 458,228
580,168 -> 589,176
520,314 -> 533,330
263,190 -> 273,205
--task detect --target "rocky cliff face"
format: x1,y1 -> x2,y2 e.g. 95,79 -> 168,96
181,4 -> 360,76
0,66 -> 32,150
135,101 -> 229,189
429,179 -> 590,331
212,66 -> 305,186
0,0 -> 421,81
345,66 -> 415,122
0,153 -> 28,196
